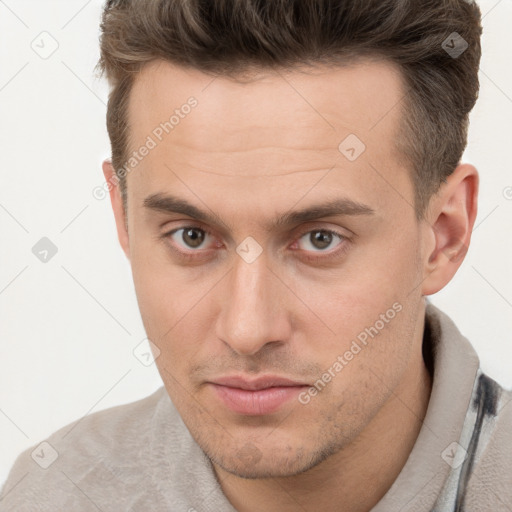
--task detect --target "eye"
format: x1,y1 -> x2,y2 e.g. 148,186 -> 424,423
168,227 -> 213,250
296,229 -> 345,252
161,225 -> 349,264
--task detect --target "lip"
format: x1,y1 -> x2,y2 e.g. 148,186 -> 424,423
207,375 -> 310,415
210,375 -> 308,390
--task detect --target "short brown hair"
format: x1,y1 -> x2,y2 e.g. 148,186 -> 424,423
97,0 -> 482,218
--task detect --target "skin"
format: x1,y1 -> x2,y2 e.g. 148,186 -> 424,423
103,57 -> 478,512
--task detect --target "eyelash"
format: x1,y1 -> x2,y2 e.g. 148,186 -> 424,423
161,225 -> 349,263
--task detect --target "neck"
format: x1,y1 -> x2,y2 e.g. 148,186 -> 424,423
213,306 -> 433,512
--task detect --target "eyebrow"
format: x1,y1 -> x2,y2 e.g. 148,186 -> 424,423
143,193 -> 375,231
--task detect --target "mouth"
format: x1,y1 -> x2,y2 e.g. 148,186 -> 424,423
207,375 -> 310,415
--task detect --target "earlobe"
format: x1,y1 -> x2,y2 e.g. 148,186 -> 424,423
102,159 -> 130,261
421,163 -> 479,296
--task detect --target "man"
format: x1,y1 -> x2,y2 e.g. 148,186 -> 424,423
1,0 -> 511,510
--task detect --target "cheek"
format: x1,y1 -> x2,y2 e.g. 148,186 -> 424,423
301,296 -> 419,433
291,237 -> 422,384
129,241 -> 184,348
129,240 -> 215,368
130,232 -> 187,311
294,262 -> 418,352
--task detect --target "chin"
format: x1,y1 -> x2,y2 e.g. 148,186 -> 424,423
208,443 -> 334,479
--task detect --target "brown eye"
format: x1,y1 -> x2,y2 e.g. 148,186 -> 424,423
310,231 -> 333,249
166,227 -> 210,250
297,229 -> 344,252
182,228 -> 205,248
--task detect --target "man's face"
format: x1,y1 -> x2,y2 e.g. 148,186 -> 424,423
122,58 -> 429,477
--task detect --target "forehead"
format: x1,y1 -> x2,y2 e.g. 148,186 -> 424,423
124,57 -> 413,220
129,58 -> 405,155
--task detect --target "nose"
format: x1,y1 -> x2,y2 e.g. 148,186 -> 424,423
215,251 -> 291,356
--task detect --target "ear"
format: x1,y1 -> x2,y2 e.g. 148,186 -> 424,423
421,163 -> 479,296
102,159 -> 130,261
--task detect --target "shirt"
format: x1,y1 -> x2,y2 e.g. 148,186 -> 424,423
1,301 -> 511,511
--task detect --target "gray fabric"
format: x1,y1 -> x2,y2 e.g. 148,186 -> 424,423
1,302 -> 511,511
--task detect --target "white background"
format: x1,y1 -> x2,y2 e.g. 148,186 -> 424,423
1,0 -> 511,487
